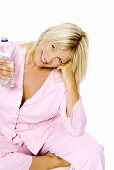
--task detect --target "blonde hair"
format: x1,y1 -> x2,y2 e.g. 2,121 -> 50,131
26,23 -> 89,85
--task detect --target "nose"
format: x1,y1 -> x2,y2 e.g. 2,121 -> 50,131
43,52 -> 58,63
48,57 -> 60,64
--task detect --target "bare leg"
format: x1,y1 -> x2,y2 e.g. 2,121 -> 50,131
29,152 -> 70,170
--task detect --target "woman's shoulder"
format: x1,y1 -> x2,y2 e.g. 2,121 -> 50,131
10,41 -> 28,63
20,41 -> 34,50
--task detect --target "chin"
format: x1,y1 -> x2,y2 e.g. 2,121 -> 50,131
41,64 -> 57,68
43,66 -> 56,69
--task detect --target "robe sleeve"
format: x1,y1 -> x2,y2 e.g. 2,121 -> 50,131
59,88 -> 87,136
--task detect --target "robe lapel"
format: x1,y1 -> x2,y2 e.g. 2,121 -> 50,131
23,69 -> 57,105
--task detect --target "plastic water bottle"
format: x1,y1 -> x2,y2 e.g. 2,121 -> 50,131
0,37 -> 15,88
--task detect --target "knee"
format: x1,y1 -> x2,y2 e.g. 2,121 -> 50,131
82,143 -> 105,169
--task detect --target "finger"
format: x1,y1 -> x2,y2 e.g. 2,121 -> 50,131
5,61 -> 14,68
0,70 -> 12,76
0,58 -> 7,64
57,61 -> 71,69
0,59 -> 14,68
68,60 -> 72,65
0,65 -> 14,72
0,70 -> 12,79
56,67 -> 62,73
0,75 -> 11,80
57,65 -> 64,70
9,64 -> 14,69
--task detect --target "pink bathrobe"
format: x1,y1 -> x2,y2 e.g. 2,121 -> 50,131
0,42 -> 105,170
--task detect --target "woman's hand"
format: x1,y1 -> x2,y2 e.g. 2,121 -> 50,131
57,61 -> 75,87
0,58 -> 14,81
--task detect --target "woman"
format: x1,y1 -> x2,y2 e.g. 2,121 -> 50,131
0,23 -> 105,170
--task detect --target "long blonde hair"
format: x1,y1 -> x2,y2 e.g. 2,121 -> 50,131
26,23 -> 89,85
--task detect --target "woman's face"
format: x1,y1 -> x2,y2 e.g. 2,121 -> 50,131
34,41 -> 71,68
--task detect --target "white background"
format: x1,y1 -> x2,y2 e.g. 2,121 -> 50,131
0,0 -> 113,169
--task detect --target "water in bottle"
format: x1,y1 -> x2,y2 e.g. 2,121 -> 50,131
0,37 -> 15,88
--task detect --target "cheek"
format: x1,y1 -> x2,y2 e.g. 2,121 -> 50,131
52,58 -> 60,65
38,42 -> 47,52
51,62 -> 59,67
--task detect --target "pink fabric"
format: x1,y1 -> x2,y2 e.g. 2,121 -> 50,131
0,42 -> 105,170
40,123 -> 105,170
0,134 -> 32,169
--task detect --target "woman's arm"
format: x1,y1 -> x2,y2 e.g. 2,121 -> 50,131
57,62 -> 87,136
65,74 -> 79,117
59,88 -> 87,137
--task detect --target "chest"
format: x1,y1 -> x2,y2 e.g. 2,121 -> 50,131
20,66 -> 51,107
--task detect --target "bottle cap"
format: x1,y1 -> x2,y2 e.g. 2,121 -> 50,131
1,37 -> 8,42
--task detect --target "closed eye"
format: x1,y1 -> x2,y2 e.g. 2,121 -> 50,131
52,44 -> 56,49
